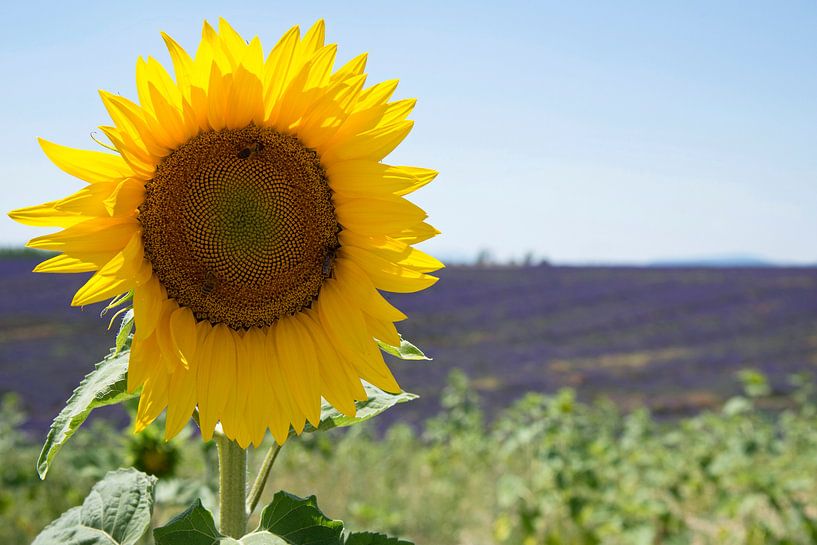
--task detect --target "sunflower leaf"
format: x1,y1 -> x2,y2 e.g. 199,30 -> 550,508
255,491 -> 344,545
298,383 -> 417,436
33,468 -> 156,545
37,347 -> 137,479
249,492 -> 412,545
376,336 -> 429,361
238,532 -> 288,544
153,499 -> 226,545
114,310 -> 134,355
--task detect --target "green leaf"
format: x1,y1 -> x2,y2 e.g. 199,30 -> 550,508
114,310 -> 134,356
256,491 -> 344,545
153,499 -> 224,545
102,290 -> 133,316
33,468 -> 156,545
345,532 -> 413,545
299,382 -> 417,436
239,532 -> 288,544
376,336 -> 430,361
38,347 -> 138,478
152,501 -> 290,545
250,492 -> 412,545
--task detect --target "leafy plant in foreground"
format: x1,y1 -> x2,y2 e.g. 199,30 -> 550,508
27,331 -> 426,544
6,367 -> 817,544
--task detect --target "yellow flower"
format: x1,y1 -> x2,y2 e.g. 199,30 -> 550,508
10,19 -> 442,448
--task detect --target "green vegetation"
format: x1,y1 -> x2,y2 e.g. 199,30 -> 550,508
2,370 -> 817,545
0,247 -> 56,260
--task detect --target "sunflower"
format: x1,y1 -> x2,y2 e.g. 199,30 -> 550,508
9,19 -> 442,448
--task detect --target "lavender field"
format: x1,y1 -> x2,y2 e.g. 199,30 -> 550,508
2,253 -> 817,432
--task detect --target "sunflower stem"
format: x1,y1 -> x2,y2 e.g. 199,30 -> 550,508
247,443 -> 283,515
215,432 -> 248,538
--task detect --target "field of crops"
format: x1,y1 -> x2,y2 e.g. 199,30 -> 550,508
2,254 -> 817,431
3,253 -> 817,544
391,263 -> 817,423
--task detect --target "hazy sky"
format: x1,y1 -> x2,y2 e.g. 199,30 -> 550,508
1,1 -> 815,264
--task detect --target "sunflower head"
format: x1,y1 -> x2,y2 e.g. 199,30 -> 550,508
9,18 -> 442,448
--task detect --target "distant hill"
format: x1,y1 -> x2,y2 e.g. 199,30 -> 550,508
648,254 -> 779,268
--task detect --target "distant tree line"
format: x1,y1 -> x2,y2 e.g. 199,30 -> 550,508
474,248 -> 551,268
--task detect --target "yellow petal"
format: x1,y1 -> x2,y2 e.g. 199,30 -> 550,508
161,32 -> 195,97
299,20 -> 326,61
335,195 -> 427,235
304,44 -> 337,89
9,201 -> 83,228
332,257 -> 407,322
136,56 -> 183,114
155,299 -> 182,372
317,289 -> 401,393
205,22 -> 236,73
135,369 -> 170,433
343,348 -> 401,394
355,79 -> 399,111
99,91 -> 170,158
196,323 -> 234,440
134,57 -> 154,112
10,178 -> 143,229
33,253 -> 109,273
164,360 -> 197,441
327,161 -> 437,198
381,98 -> 416,125
225,47 -> 264,129
133,274 -> 163,340
316,280 -> 403,394
38,138 -> 133,183
340,230 -> 444,273
98,126 -> 157,179
197,21 -> 221,74
147,83 -> 188,147
128,333 -> 161,393
9,182 -> 118,227
316,280 -> 368,357
324,104 -> 387,150
265,325 -> 305,437
330,52 -> 368,83
274,316 -> 321,427
263,25 -> 300,114
71,230 -> 146,306
298,75 -> 365,150
103,179 -> 145,216
364,314 -> 401,347
222,332 -> 252,446
245,327 -> 279,446
27,216 -> 137,253
329,119 -> 414,161
170,306 -> 198,368
217,17 -> 249,64
206,63 -> 229,131
272,45 -> 337,129
390,222 -> 441,244
186,84 -> 211,132
340,245 -> 439,293
301,311 -> 361,415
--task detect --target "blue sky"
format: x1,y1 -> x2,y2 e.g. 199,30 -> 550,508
1,1 -> 815,264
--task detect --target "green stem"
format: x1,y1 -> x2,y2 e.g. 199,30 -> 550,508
215,431 -> 248,538
247,443 -> 283,515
